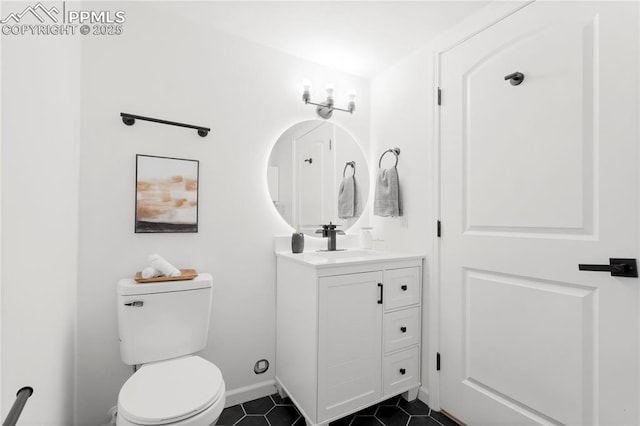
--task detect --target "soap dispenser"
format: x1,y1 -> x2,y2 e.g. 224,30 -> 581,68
291,226 -> 304,253
360,227 -> 373,249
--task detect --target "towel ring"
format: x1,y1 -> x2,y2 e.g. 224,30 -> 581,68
379,148 -> 400,168
343,161 -> 356,177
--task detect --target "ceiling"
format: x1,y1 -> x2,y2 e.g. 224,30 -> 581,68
154,1 -> 489,77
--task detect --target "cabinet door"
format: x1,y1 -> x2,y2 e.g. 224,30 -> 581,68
318,271 -> 383,422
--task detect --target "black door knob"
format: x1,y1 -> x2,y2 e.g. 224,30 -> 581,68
400,326 -> 407,333
401,285 -> 407,291
399,368 -> 406,375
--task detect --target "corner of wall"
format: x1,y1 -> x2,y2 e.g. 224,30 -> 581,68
1,13 -> 82,424
0,0 -> 4,418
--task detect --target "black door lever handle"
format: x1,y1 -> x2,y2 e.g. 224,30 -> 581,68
578,258 -> 638,277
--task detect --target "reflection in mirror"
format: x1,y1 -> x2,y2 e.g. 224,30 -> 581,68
268,121 -> 369,236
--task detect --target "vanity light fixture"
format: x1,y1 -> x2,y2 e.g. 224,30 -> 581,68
302,81 -> 356,119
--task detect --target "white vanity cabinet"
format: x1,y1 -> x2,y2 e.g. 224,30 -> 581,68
275,252 -> 424,426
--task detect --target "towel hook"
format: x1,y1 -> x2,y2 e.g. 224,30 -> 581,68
504,72 -> 524,86
343,161 -> 356,178
378,148 -> 400,168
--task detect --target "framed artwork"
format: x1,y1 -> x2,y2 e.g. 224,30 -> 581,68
135,154 -> 199,233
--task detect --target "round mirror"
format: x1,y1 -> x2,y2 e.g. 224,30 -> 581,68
268,121 -> 369,236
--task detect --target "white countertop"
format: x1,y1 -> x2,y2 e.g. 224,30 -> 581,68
275,248 -> 425,268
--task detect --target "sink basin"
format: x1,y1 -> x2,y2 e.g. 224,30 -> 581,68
313,249 -> 372,259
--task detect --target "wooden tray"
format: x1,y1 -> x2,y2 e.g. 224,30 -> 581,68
134,269 -> 197,283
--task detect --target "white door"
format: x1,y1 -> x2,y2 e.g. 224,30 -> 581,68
440,2 -> 639,425
294,123 -> 334,231
318,271 -> 383,422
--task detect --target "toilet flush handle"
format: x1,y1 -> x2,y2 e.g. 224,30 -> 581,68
124,301 -> 144,307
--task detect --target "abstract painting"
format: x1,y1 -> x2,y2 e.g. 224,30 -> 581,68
135,154 -> 199,233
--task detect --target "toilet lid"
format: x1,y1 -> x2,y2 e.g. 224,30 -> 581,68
118,356 -> 224,425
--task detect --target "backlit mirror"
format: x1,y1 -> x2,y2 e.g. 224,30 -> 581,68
268,121 -> 369,236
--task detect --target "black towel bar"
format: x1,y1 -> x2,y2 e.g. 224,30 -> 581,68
3,387 -> 33,426
120,112 -> 210,137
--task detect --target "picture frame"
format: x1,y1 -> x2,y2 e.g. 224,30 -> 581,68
135,154 -> 199,233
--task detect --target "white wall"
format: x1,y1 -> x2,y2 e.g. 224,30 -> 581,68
371,51 -> 435,253
1,0 -> 4,415
76,2 -> 370,425
371,46 -> 436,402
1,2 -> 81,423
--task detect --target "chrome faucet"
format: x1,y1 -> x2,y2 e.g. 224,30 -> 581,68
316,222 -> 345,251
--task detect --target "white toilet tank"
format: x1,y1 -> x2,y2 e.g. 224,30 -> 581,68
117,273 -> 213,365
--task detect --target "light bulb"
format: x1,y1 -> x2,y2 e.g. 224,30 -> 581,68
302,80 -> 312,103
347,89 -> 357,113
325,84 -> 335,100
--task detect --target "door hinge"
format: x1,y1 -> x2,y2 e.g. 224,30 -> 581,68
437,87 -> 441,106
436,352 -> 441,371
437,220 -> 441,238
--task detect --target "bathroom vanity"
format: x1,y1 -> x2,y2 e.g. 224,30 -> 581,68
275,249 -> 424,426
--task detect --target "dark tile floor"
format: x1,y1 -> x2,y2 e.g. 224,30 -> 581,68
218,394 -> 461,426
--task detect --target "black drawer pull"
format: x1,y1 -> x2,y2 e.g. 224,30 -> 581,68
400,326 -> 407,333
401,285 -> 407,291
399,368 -> 406,375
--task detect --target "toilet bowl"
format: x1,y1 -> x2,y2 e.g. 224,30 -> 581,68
117,356 -> 226,426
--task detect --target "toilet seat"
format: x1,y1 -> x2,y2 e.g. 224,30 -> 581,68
118,356 -> 224,425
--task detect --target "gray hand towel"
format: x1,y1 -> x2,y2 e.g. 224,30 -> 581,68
338,176 -> 362,219
374,167 -> 402,217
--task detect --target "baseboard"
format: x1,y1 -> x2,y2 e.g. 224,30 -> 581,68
418,385 -> 429,406
224,379 -> 277,408
225,380 -> 430,412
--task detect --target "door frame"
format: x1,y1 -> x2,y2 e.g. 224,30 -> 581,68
428,0 -> 534,412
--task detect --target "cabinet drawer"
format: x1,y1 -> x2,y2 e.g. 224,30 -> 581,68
384,267 -> 420,310
384,307 -> 420,353
383,347 -> 420,397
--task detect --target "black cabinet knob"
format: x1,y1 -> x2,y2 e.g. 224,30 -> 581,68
399,368 -> 406,375
400,326 -> 407,333
401,285 -> 407,291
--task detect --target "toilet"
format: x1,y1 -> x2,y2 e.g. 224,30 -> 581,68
116,273 -> 226,425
